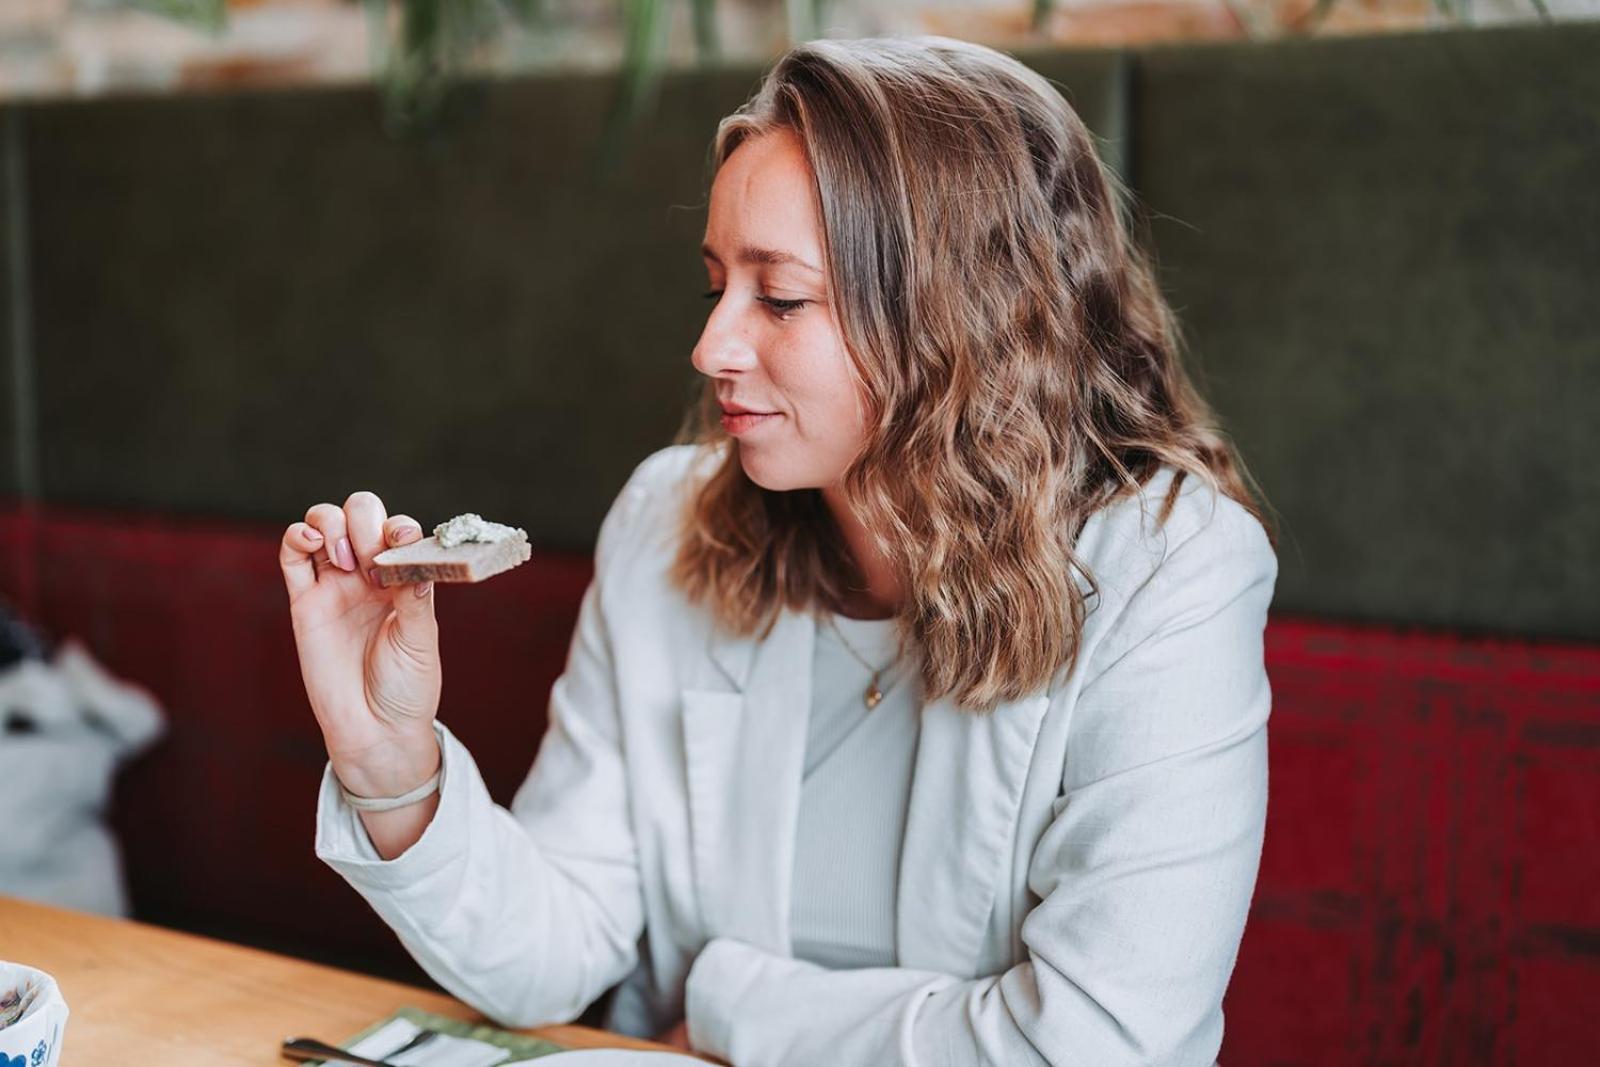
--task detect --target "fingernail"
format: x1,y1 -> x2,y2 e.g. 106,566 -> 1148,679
396,525 -> 422,544
335,536 -> 356,571
415,581 -> 432,598
305,527 -> 323,543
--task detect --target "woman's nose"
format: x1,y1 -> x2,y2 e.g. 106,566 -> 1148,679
691,308 -> 759,379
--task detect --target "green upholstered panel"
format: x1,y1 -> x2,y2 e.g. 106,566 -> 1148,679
25,71 -> 731,548
1136,23 -> 1600,639
22,51 -> 1126,550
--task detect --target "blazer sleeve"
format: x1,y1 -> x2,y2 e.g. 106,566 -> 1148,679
685,491 -> 1278,1066
313,461 -> 655,1029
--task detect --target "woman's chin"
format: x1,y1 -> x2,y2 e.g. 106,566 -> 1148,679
738,451 -> 783,491
737,447 -> 807,493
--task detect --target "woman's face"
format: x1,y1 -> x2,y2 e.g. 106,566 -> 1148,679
693,128 -> 868,493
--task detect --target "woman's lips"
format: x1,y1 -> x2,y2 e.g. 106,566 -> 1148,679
720,411 -> 782,436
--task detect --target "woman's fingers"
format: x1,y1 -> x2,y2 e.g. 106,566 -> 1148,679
278,521 -> 326,599
294,497 -> 420,594
304,502 -> 354,577
382,514 -> 436,602
381,513 -> 438,618
383,513 -> 424,548
342,490 -> 389,585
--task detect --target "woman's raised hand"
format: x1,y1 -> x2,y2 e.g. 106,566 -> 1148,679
279,491 -> 443,799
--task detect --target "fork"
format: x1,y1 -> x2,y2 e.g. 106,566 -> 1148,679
281,1028 -> 437,1066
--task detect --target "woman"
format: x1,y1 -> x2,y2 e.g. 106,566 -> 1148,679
280,35 -> 1278,1066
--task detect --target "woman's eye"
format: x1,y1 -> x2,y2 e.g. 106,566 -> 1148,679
758,296 -> 809,316
699,290 -> 809,319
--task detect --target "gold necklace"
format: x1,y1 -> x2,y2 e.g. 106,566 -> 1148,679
824,613 -> 900,710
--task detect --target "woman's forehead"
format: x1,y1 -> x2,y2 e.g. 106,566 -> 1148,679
705,131 -> 822,263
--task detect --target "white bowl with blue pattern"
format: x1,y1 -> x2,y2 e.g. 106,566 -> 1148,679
0,963 -> 67,1067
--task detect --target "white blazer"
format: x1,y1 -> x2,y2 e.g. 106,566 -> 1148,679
315,442 -> 1278,1066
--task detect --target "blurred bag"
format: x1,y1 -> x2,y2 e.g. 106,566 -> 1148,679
0,603 -> 164,916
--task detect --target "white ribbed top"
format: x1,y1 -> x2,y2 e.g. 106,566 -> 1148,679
788,611 -> 922,970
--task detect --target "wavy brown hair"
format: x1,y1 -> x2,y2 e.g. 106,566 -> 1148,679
668,34 -> 1274,712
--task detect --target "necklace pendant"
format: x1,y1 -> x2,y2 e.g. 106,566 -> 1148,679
864,682 -> 883,710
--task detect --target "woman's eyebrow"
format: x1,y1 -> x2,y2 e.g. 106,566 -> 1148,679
701,242 -> 822,275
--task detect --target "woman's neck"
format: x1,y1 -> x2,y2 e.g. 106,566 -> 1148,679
822,484 -> 902,620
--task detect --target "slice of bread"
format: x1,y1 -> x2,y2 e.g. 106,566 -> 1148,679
371,532 -> 531,587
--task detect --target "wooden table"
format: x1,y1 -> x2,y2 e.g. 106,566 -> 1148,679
0,896 -> 697,1063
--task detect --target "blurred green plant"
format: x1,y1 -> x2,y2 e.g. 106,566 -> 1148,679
361,0 -> 550,136
596,0 -> 678,173
125,0 -> 227,33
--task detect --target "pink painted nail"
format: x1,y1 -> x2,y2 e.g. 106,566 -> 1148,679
335,536 -> 356,571
304,526 -> 323,543
415,582 -> 432,598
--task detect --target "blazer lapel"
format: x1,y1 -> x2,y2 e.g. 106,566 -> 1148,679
681,607 -> 815,955
896,688 -> 1053,977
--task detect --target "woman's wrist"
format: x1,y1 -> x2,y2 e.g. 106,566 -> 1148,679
329,728 -> 442,801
